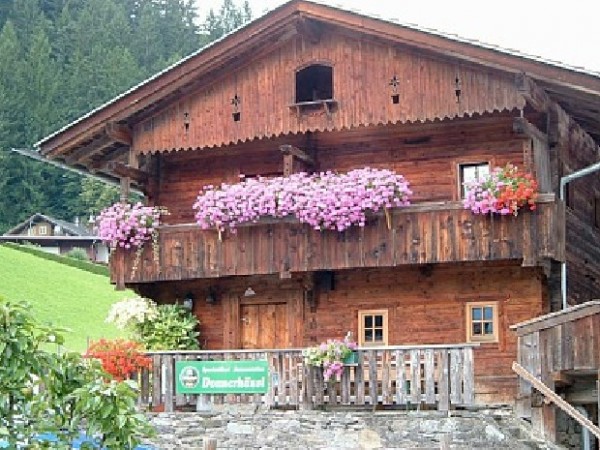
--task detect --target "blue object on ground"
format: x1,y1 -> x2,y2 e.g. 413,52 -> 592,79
0,433 -> 154,449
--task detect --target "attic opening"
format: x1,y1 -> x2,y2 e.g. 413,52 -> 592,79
295,64 -> 333,103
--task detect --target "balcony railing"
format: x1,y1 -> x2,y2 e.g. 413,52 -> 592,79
112,195 -> 562,285
137,344 -> 478,412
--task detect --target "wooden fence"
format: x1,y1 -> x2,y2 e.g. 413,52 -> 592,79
137,344 -> 477,412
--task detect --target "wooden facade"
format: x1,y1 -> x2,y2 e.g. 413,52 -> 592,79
36,0 -> 600,407
512,301 -> 600,442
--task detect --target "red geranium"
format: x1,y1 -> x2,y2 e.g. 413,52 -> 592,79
85,339 -> 151,381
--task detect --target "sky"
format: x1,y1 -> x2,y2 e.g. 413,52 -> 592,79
195,0 -> 600,73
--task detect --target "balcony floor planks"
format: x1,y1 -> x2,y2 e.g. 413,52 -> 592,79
117,198 -> 560,284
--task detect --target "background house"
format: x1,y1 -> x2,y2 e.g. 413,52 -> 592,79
32,0 -> 600,424
1,213 -> 109,263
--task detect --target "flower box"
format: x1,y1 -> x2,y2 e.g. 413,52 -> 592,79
343,351 -> 359,365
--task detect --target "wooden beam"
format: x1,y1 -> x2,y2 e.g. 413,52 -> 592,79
552,370 -> 574,387
515,73 -> 553,113
564,383 -> 598,405
88,146 -> 129,172
105,122 -> 132,146
510,300 -> 600,336
65,134 -> 113,165
513,117 -> 548,144
295,17 -> 322,44
279,145 -> 315,165
513,361 -> 600,440
106,161 -> 148,184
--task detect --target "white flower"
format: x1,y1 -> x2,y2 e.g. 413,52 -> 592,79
106,297 -> 158,329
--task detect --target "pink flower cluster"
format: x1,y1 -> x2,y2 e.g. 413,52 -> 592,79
303,335 -> 358,382
97,202 -> 164,250
193,168 -> 412,233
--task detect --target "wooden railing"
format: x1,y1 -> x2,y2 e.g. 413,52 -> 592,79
112,196 -> 562,286
137,344 -> 478,412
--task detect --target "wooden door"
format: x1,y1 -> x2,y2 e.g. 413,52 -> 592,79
241,303 -> 290,349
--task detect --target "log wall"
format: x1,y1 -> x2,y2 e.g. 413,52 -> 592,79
148,262 -> 546,404
133,32 -> 524,154
155,114 -> 528,224
551,105 -> 600,305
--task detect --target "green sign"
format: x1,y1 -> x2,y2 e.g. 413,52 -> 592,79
175,360 -> 269,394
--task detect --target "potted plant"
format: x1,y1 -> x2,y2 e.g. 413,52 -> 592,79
302,333 -> 358,382
463,163 -> 538,216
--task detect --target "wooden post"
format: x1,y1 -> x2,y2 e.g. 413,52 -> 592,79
164,354 -> 174,412
203,438 -> 217,450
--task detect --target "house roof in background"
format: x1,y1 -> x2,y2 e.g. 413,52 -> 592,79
4,213 -> 92,237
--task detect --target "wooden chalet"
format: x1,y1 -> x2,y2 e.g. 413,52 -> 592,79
36,0 -> 600,409
0,213 -> 109,262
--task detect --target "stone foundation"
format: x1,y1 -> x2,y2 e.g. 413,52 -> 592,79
143,405 -> 565,449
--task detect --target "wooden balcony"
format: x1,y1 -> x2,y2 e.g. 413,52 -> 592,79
111,194 -> 562,285
138,344 -> 477,412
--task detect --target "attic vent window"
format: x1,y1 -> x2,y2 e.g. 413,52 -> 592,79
296,64 -> 333,103
291,64 -> 337,116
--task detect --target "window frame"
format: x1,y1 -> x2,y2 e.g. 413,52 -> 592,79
294,63 -> 334,104
458,162 -> 491,199
358,309 -> 389,347
465,301 -> 499,343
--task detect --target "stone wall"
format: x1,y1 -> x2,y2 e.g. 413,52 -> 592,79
143,406 -> 565,449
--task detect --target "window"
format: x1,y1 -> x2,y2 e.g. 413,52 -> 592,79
358,309 -> 388,346
38,225 -> 48,236
295,64 -> 333,103
459,163 -> 490,198
466,302 -> 498,343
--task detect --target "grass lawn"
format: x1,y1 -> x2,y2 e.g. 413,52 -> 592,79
0,245 -> 133,352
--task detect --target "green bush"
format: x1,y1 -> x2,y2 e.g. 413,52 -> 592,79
66,247 -> 90,261
1,242 -> 109,276
0,298 -> 154,448
107,298 -> 201,350
137,304 -> 200,350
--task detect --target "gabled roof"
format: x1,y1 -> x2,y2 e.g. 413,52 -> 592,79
4,213 -> 91,237
36,0 -> 600,172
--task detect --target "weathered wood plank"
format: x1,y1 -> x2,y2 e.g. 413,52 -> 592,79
410,349 -> 421,404
163,354 -> 174,412
115,199 -> 558,284
449,349 -> 462,405
438,350 -> 449,412
424,348 -> 435,405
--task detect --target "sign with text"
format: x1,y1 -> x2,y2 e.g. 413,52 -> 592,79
175,360 -> 269,394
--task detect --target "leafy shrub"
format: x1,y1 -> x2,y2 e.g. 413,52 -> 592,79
137,304 -> 200,350
107,298 -> 200,350
0,298 -> 154,448
67,247 -> 89,261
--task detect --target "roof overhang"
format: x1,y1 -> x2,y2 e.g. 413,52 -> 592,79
35,0 -> 600,172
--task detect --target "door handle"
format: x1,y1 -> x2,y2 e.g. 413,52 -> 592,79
241,317 -> 250,324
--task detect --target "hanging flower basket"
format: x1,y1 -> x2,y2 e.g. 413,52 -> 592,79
463,164 -> 538,216
193,167 -> 412,237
